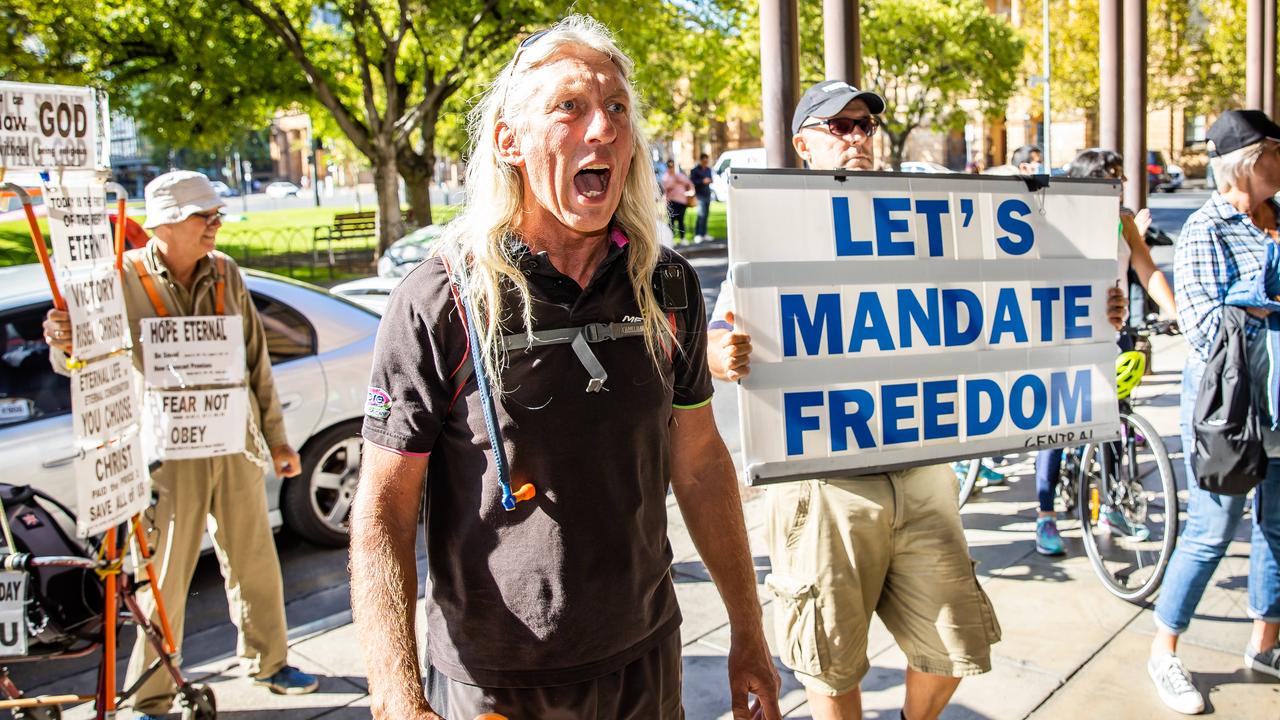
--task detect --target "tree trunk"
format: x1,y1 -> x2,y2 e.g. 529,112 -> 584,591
399,149 -> 435,229
372,148 -> 404,256
888,130 -> 908,171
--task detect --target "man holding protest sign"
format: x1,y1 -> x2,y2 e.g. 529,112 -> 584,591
708,80 -> 1128,720
44,171 -> 318,717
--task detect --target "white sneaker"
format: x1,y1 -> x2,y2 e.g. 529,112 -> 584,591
1147,653 -> 1205,715
1244,643 -> 1280,679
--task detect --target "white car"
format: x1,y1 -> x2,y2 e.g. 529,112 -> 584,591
0,264 -> 378,546
330,275 -> 401,315
709,147 -> 766,202
899,161 -> 953,174
264,181 -> 301,198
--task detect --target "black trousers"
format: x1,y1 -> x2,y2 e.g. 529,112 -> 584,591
425,630 -> 684,720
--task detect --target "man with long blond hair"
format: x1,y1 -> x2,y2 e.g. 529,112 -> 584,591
350,15 -> 779,719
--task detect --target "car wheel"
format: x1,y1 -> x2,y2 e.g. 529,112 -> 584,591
284,420 -> 363,546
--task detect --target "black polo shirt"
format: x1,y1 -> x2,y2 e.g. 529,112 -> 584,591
362,232 -> 712,687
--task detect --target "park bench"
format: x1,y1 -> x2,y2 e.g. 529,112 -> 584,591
312,211 -> 377,275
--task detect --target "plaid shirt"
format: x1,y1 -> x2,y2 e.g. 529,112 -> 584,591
1175,192 -> 1277,360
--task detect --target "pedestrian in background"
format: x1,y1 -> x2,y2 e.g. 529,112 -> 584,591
690,152 -> 715,242
1149,109 -> 1280,715
661,159 -> 695,243
1031,148 -> 1178,557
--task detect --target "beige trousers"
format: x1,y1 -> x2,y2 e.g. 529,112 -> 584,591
125,452 -> 289,714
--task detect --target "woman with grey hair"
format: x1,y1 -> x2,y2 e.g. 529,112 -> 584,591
1149,110 -> 1280,715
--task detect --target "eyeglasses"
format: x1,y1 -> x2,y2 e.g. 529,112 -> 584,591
192,211 -> 225,226
500,29 -> 551,114
801,115 -> 880,138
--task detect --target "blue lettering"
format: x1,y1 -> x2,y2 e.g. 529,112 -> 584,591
829,388 -> 877,451
781,293 -> 843,356
995,199 -> 1035,255
1009,374 -> 1048,430
1050,369 -> 1093,425
965,378 -> 1004,436
1030,287 -> 1061,341
922,380 -> 959,440
1063,284 -> 1092,339
874,197 -> 914,256
881,382 -> 918,445
989,287 -> 1029,344
784,391 -> 825,456
914,199 -> 949,257
942,288 -> 983,346
849,292 -> 896,353
832,196 -> 872,256
898,288 -> 940,348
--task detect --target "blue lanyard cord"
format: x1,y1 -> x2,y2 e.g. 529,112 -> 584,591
457,287 -> 519,510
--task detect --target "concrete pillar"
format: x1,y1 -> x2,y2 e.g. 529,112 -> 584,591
1250,0 -> 1265,110
1122,0 -> 1146,210
1099,0 -> 1123,152
1266,0 -> 1277,117
824,0 -> 861,87
760,0 -> 801,168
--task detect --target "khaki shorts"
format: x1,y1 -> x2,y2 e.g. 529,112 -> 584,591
764,464 -> 1001,696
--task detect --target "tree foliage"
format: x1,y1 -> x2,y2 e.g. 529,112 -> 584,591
0,0 -> 306,152
859,0 -> 1024,168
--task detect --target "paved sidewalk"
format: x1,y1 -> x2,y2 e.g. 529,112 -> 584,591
49,333 -> 1278,718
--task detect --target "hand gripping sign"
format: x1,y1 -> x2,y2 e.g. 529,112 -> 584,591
727,170 -> 1123,485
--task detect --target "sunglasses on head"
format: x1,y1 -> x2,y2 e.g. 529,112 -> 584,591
500,29 -> 552,113
802,115 -> 880,138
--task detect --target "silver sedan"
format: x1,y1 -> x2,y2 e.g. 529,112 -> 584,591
0,264 -> 376,546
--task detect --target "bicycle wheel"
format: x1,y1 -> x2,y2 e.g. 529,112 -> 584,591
1077,411 -> 1179,603
955,458 -> 982,508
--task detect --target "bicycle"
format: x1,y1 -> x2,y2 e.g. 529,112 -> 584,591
1075,319 -> 1181,603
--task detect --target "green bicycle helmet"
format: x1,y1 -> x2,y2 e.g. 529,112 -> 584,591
1115,351 -> 1146,400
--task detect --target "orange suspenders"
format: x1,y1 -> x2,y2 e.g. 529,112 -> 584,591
129,253 -> 227,317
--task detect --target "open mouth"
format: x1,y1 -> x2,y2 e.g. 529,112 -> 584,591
573,164 -> 611,199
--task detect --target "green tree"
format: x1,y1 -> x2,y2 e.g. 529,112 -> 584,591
860,0 -> 1024,169
0,0 -> 306,152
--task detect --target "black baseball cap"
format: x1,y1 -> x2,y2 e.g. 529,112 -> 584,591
791,80 -> 886,135
1207,109 -> 1280,157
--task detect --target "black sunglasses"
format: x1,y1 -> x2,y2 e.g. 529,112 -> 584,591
801,115 -> 880,138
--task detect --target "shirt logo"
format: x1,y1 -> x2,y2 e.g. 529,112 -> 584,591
621,315 -> 644,323
365,387 -> 392,420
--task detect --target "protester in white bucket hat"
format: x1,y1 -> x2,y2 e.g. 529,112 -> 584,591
43,169 -> 319,715
142,170 -> 226,229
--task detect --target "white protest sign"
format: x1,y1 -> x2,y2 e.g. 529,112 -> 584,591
74,432 -> 150,537
142,388 -> 247,461
728,170 -> 1122,484
63,264 -> 129,360
139,316 -> 245,388
0,571 -> 27,657
71,354 -> 138,450
0,81 -> 103,177
45,184 -> 115,270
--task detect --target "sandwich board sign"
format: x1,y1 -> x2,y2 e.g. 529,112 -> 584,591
727,169 -> 1122,485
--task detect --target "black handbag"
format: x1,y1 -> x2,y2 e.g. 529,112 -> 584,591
1192,305 -> 1268,495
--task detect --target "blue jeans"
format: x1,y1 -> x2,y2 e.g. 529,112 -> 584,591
1035,449 -> 1061,513
694,194 -> 711,237
1153,355 -> 1280,634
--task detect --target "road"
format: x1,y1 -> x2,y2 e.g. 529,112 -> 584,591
14,186 -> 1210,699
